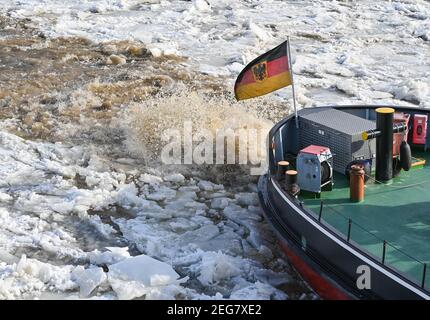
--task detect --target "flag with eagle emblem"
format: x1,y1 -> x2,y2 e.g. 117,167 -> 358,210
234,41 -> 292,101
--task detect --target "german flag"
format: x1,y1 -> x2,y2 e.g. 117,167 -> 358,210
234,41 -> 292,101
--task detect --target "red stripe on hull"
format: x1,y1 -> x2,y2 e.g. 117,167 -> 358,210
278,240 -> 351,300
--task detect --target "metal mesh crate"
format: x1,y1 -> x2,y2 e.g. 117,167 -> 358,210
299,108 -> 376,174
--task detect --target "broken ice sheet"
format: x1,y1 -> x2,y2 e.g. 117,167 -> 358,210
230,282 -> 287,300
72,266 -> 107,298
87,247 -> 131,266
107,254 -> 187,300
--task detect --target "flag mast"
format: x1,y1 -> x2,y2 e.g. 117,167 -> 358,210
286,37 -> 299,128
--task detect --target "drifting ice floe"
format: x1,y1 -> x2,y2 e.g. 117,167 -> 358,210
107,254 -> 184,300
0,131 -> 291,299
73,266 -> 107,298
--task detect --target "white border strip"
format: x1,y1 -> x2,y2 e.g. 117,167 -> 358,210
270,177 -> 430,299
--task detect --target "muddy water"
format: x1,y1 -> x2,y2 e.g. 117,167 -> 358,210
0,18 -> 221,141
0,14 -> 288,180
0,15 -> 313,299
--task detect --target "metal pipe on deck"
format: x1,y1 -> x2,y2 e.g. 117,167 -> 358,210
276,161 -> 290,181
362,123 -> 406,141
362,107 -> 407,182
285,170 -> 300,196
350,165 -> 365,202
376,108 -> 394,181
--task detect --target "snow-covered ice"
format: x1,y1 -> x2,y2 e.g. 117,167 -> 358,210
0,131 -> 293,299
107,254 -> 184,300
73,266 -> 107,298
1,0 -> 429,107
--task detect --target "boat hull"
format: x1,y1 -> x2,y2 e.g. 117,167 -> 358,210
258,173 -> 430,300
258,174 -> 356,299
277,234 -> 351,300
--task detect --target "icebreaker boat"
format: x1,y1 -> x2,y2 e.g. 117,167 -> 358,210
258,105 -> 430,299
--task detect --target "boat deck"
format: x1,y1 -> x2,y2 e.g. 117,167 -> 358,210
300,151 -> 430,290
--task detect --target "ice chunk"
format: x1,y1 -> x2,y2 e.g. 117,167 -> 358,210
0,250 -> 18,264
139,173 -> 163,186
147,42 -> 181,58
0,192 -> 13,202
163,173 -> 185,184
14,255 -> 77,291
234,193 -> 259,207
194,0 -> 211,13
146,186 -> 176,201
414,25 -> 430,41
176,190 -> 198,201
391,80 -> 429,105
198,229 -> 243,255
230,282 -> 287,300
227,62 -> 245,75
204,191 -> 229,199
197,252 -> 240,285
106,247 -> 130,256
248,22 -> 272,41
87,215 -> 116,238
210,197 -> 229,210
197,180 -> 223,191
149,47 -> 162,58
164,198 -> 207,217
178,224 -> 219,245
73,267 -> 107,298
108,254 -> 182,300
106,55 -> 126,65
335,80 -> 359,97
87,247 -> 130,265
169,218 -> 198,233
369,90 -> 393,99
178,185 -> 200,193
115,183 -> 151,209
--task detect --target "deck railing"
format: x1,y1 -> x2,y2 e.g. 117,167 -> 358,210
317,200 -> 429,291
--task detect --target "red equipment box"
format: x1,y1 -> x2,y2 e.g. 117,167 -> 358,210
413,114 -> 428,145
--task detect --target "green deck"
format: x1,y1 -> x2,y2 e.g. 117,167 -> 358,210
299,151 -> 430,289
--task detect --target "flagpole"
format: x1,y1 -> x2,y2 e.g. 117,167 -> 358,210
286,37 -> 299,128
